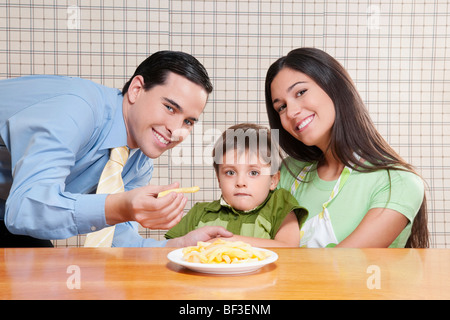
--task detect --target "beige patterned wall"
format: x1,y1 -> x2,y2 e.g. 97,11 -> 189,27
1,0 -> 448,247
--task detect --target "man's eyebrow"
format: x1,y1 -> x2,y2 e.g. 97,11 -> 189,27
272,81 -> 307,104
163,97 -> 182,111
162,97 -> 198,123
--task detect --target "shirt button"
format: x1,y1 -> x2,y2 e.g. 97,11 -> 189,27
234,216 -> 238,220
91,226 -> 97,231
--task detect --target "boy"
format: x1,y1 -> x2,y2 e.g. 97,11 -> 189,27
165,123 -> 308,247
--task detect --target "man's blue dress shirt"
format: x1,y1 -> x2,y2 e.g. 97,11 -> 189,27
0,75 -> 167,246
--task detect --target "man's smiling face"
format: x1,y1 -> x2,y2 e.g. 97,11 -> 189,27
123,72 -> 208,158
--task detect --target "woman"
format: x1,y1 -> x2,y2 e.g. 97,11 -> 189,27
265,48 -> 428,248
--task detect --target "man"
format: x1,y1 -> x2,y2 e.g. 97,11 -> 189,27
0,50 -> 231,247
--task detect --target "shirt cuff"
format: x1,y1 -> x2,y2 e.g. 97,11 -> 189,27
142,238 -> 168,247
74,193 -> 108,234
112,221 -> 169,247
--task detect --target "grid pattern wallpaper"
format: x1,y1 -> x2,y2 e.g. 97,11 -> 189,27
0,0 -> 449,248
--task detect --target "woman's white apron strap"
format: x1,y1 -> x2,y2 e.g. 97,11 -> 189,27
291,164 -> 354,248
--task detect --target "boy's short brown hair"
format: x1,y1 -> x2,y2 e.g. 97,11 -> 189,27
212,123 -> 281,175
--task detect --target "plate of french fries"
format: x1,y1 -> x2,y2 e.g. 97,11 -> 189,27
167,239 -> 278,274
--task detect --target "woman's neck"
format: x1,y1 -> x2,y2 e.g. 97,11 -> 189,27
316,151 -> 344,181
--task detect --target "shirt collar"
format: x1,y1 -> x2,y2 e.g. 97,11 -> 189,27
205,191 -> 274,215
100,92 -> 128,150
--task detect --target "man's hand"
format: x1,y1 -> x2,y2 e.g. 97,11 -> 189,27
166,226 -> 233,247
105,182 -> 189,229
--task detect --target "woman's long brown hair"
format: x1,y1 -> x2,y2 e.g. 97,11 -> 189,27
265,48 -> 429,248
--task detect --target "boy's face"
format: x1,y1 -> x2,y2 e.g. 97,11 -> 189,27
217,149 -> 280,211
124,72 -> 208,158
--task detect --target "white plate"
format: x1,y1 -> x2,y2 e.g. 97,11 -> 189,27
167,247 -> 278,274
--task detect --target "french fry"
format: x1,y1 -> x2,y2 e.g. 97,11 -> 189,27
157,186 -> 200,198
182,239 -> 270,264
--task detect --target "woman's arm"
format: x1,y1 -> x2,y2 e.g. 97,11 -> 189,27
219,212 -> 300,247
336,207 -> 408,248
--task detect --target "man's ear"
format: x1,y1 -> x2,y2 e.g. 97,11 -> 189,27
126,75 -> 145,104
270,170 -> 280,190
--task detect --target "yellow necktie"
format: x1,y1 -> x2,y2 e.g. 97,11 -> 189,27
84,146 -> 129,247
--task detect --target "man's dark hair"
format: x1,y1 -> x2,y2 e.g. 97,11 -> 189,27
122,50 -> 213,95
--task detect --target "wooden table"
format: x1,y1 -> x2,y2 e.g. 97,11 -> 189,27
1,247 -> 449,300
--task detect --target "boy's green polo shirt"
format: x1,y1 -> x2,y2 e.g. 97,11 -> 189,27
165,189 -> 308,240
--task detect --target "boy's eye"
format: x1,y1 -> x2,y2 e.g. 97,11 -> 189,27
184,119 -> 194,126
249,170 -> 259,176
225,170 -> 235,176
165,105 -> 174,112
